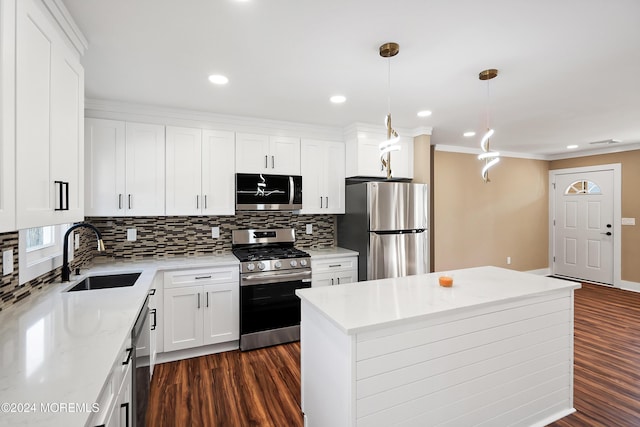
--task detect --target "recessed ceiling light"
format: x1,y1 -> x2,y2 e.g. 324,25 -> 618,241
208,74 -> 229,85
330,95 -> 346,104
567,144 -> 579,149
463,131 -> 476,137
417,110 -> 432,117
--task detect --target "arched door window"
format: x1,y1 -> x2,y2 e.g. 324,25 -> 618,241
564,180 -> 602,195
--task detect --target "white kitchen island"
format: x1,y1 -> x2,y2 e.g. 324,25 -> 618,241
295,266 -> 581,427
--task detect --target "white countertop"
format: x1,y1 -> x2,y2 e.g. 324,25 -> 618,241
0,255 -> 238,427
296,266 -> 581,334
306,247 -> 358,259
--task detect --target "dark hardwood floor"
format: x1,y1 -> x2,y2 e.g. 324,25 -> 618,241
148,283 -> 640,426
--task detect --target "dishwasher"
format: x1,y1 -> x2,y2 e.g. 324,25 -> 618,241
131,294 -> 150,427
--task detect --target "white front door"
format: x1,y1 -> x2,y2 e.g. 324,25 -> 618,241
553,170 -> 614,284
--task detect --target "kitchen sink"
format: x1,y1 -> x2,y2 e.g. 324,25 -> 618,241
66,272 -> 142,292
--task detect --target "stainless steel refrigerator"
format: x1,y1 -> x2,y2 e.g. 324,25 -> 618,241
337,181 -> 429,281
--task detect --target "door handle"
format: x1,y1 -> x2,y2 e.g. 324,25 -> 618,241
601,232 -> 612,236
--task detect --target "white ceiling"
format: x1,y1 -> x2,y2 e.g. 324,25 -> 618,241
62,0 -> 640,156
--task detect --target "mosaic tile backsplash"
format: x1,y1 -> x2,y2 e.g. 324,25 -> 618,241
0,213 -> 336,311
86,213 -> 336,260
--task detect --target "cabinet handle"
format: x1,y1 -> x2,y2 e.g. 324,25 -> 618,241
196,195 -> 199,209
272,155 -> 275,169
337,277 -> 340,285
118,194 -> 123,210
325,196 -> 328,208
128,194 -> 132,210
331,278 -> 334,286
195,275 -> 212,280
320,197 -> 323,208
206,292 -> 209,308
265,155 -> 268,168
64,182 -> 69,211
197,293 -> 200,309
204,195 -> 208,209
121,402 -> 130,427
54,181 -> 69,211
122,347 -> 133,365
150,309 -> 157,330
329,264 -> 342,268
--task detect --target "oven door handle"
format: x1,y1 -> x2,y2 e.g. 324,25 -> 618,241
241,270 -> 312,286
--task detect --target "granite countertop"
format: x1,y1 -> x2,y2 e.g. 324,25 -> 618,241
0,254 -> 238,427
296,266 -> 581,335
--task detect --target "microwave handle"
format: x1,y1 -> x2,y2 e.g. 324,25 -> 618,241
289,176 -> 294,205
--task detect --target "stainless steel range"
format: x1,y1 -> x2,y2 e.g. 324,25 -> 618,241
232,228 -> 311,351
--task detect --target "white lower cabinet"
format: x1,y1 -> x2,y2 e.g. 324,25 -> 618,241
88,338 -> 133,427
311,255 -> 358,287
163,267 -> 239,353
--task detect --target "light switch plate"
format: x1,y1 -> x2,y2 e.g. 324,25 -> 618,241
621,217 -> 636,226
3,249 -> 14,276
211,226 -> 220,239
127,228 -> 137,241
74,233 -> 80,250
305,224 -> 313,235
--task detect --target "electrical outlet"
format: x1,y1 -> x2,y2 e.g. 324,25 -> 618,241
305,224 -> 313,235
507,256 -> 511,265
127,228 -> 137,241
211,226 -> 220,239
3,249 -> 14,275
74,233 -> 80,250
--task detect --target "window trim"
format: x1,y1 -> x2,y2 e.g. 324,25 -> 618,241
19,224 -> 74,285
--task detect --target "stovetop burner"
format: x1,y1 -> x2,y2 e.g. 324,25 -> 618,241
232,245 -> 310,262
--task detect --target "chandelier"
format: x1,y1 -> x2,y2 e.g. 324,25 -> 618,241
379,42 -> 401,179
478,68 -> 500,182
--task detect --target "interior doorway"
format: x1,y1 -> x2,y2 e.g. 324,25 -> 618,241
550,164 -> 621,286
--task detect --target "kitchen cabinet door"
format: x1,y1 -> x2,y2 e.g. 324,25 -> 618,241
334,270 -> 357,286
15,0 -> 84,228
300,139 -> 345,214
125,122 -> 165,216
269,136 -> 300,175
165,126 -> 202,215
202,130 -> 235,215
0,0 -> 15,232
85,118 -> 126,217
235,133 -> 270,173
163,286 -> 204,352
311,271 -> 334,288
203,282 -> 239,345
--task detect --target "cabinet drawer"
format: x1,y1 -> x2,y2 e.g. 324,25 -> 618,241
312,256 -> 357,273
164,267 -> 239,289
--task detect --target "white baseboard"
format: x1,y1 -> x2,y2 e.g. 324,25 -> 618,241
619,280 -> 640,293
526,268 -> 551,276
155,340 -> 239,364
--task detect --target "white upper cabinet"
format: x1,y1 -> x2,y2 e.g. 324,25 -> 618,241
236,133 -> 300,175
166,126 -> 235,216
300,139 -> 345,214
15,0 -> 84,228
0,0 -> 16,232
345,127 -> 413,179
202,130 -> 235,215
85,119 -> 164,217
124,122 -> 165,216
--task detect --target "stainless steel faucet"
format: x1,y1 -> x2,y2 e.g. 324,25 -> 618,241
62,223 -> 105,282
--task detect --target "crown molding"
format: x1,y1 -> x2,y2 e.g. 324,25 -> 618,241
434,144 -> 548,160
84,99 -> 344,140
545,142 -> 640,161
43,0 -> 88,56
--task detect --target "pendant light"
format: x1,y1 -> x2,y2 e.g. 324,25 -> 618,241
478,68 -> 500,183
379,42 -> 401,179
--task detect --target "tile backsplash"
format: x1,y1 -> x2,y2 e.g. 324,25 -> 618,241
87,213 -> 336,260
0,213 -> 335,311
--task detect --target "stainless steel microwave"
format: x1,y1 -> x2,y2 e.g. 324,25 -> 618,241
235,173 -> 302,211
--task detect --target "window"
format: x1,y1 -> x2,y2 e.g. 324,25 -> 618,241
565,180 -> 602,195
19,224 -> 73,285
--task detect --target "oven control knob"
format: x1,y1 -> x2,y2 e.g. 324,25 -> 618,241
246,263 -> 255,271
274,261 -> 282,269
257,262 -> 266,270
300,259 -> 308,267
290,260 -> 298,267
